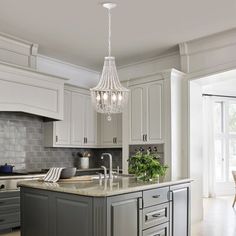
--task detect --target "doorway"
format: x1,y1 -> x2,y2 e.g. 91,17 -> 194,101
189,69 -> 236,232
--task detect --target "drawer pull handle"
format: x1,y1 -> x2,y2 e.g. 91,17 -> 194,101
0,219 -> 5,223
0,202 -> 4,205
145,212 -> 162,221
152,195 -> 160,198
152,213 -> 161,218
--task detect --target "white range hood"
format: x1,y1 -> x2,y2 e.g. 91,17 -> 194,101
0,62 -> 67,121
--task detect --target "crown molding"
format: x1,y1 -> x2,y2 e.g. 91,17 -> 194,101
37,54 -> 100,75
118,50 -> 180,69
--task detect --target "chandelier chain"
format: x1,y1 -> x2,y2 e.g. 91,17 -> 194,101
108,8 -> 111,57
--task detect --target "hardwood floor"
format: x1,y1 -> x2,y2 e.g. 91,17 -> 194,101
1,196 -> 235,236
192,196 -> 236,236
0,230 -> 20,236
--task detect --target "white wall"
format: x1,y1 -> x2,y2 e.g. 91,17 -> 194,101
202,77 -> 236,97
37,55 -> 99,89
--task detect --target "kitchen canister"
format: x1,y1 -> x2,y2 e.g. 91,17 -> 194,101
80,157 -> 89,169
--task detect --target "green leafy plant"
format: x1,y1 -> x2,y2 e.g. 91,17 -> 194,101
128,151 -> 168,181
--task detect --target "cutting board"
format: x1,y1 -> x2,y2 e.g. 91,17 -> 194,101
58,176 -> 94,182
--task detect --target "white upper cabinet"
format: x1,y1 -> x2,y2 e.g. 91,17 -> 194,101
44,86 -> 97,148
84,95 -> 97,146
129,85 -> 146,144
146,81 -> 163,142
54,90 -> 71,145
100,113 -> 122,147
129,80 -> 163,144
71,91 -> 84,146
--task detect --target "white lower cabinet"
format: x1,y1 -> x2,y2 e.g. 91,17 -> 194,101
100,113 -> 122,147
44,86 -> 97,147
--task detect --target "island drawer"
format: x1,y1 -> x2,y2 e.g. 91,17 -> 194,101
0,212 -> 20,226
142,202 -> 169,230
143,187 -> 169,207
0,196 -> 20,206
0,205 -> 20,215
143,222 -> 169,236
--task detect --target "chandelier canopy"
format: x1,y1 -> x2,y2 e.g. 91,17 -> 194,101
90,2 -> 129,121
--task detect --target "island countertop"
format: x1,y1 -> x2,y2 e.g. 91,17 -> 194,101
18,176 -> 192,197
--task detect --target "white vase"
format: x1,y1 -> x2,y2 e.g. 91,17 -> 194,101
80,157 -> 89,169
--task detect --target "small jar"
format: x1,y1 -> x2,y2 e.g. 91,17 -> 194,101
80,157 -> 89,169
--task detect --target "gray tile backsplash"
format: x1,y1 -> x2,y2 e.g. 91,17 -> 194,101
0,112 -> 122,171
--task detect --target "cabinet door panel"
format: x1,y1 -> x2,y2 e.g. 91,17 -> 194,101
171,187 -> 189,236
116,113 -> 122,145
55,196 -> 92,236
84,95 -> 97,145
130,86 -> 146,144
101,114 -> 117,145
107,193 -> 142,236
71,92 -> 84,145
55,90 -> 71,145
147,81 -> 163,142
22,192 -> 50,236
101,114 -> 122,146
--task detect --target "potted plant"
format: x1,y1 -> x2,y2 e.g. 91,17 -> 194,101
128,151 -> 168,181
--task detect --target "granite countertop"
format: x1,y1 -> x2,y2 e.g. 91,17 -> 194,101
18,176 -> 192,197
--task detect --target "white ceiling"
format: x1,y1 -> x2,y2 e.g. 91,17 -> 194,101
1,0 -> 236,70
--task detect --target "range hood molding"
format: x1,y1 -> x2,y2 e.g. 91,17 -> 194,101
0,62 -> 68,121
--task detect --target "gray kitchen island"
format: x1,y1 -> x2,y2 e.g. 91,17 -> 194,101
18,177 -> 191,236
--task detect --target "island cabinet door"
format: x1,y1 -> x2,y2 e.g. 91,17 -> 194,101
170,184 -> 191,236
107,192 -> 143,236
52,193 -> 93,236
20,188 -> 51,236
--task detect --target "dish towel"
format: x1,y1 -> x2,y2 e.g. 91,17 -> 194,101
43,168 -> 65,183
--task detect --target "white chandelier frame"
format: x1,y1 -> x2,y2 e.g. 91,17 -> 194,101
90,2 -> 129,121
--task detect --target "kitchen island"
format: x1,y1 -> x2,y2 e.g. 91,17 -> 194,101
18,177 -> 191,236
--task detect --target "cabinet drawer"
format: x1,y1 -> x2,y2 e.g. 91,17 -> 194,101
143,203 -> 169,230
0,196 -> 20,206
0,212 -> 20,226
143,222 -> 169,236
0,191 -> 19,199
0,205 -> 20,214
143,187 -> 169,207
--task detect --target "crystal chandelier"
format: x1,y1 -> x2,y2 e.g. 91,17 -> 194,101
90,2 -> 129,121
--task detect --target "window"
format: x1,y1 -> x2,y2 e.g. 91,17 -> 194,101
214,99 -> 236,182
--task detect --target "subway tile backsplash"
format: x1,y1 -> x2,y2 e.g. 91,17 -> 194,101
0,112 -> 122,171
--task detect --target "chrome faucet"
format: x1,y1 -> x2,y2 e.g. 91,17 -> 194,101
101,166 -> 107,179
101,153 -> 113,179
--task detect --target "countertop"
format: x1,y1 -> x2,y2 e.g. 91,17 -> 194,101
18,176 -> 192,197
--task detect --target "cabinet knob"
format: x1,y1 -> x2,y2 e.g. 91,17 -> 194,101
56,135 -> 58,142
